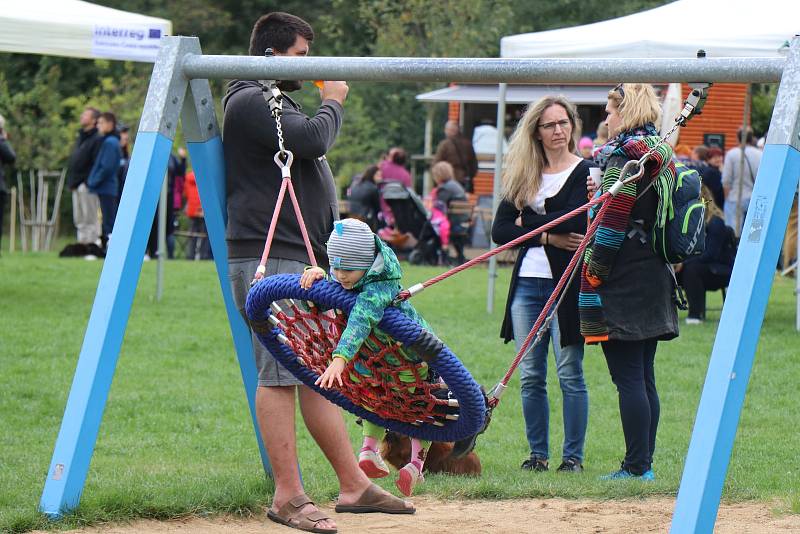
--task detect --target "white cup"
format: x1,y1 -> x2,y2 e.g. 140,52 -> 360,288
588,167 -> 602,189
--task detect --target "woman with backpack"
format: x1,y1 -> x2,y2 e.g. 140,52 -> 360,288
582,83 -> 679,481
675,186 -> 736,324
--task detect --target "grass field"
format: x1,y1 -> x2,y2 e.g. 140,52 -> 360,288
1,252 -> 798,532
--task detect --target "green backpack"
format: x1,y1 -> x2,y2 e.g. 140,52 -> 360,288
651,162 -> 706,264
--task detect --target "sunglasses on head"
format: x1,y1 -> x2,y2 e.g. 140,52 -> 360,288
613,83 -> 625,99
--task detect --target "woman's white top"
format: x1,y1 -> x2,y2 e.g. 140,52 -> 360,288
519,161 -> 579,278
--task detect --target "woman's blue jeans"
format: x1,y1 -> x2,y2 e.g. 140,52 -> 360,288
510,277 -> 588,462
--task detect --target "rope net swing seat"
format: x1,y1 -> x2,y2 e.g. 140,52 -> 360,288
244,75 -> 711,445
246,274 -> 488,442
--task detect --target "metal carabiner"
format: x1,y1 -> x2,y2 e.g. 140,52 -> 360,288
274,150 -> 294,178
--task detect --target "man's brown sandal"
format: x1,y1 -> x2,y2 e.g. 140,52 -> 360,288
267,494 -> 337,533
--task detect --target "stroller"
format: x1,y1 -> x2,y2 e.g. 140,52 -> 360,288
378,182 -> 448,265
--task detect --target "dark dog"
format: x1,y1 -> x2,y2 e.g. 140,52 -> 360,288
381,431 -> 481,476
59,242 -> 106,258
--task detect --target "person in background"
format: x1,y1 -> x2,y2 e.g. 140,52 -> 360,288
722,127 -> 761,234
492,95 -> 589,474
673,144 -> 693,163
379,147 -> 412,188
116,124 -> 131,208
67,107 -> 103,246
146,147 -> 186,259
86,112 -> 122,251
433,120 -> 478,193
690,145 -> 724,210
578,136 -> 594,161
0,113 -> 16,254
675,186 -> 736,324
431,161 -> 468,264
182,169 -> 211,260
594,121 -> 609,148
348,164 -> 382,231
472,119 -> 508,155
782,195 -> 797,274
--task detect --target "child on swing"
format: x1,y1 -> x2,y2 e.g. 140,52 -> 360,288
299,218 -> 433,496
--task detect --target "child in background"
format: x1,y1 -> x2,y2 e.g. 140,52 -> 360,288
300,218 -> 432,496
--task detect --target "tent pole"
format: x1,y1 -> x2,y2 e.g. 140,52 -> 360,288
487,83 -> 506,314
734,85 -> 753,236
423,104 -> 434,196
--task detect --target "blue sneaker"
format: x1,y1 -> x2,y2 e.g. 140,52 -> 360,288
600,467 -> 655,481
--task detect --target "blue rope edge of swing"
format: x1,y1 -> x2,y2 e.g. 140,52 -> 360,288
245,273 -> 486,442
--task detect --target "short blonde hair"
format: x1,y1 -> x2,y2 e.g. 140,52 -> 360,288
608,83 -> 661,132
502,96 -> 581,210
431,161 -> 454,184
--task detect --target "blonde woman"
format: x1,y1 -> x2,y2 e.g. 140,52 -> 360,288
491,95 -> 589,473
582,83 -> 679,481
675,186 -> 736,323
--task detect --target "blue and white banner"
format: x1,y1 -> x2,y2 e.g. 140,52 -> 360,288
92,25 -> 165,62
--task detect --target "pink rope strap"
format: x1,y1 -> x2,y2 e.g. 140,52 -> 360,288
395,191 -> 611,301
253,151 -> 318,281
490,197 -> 613,406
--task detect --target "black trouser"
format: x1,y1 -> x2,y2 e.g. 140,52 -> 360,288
601,338 -> 659,475
0,190 -> 5,253
679,262 -> 729,319
187,217 -> 212,260
98,194 -> 118,246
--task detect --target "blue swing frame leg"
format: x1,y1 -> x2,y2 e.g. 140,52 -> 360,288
186,136 -> 271,477
671,144 -> 800,533
671,37 -> 800,533
39,132 -> 173,517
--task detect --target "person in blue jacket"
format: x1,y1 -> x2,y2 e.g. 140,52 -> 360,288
675,186 -> 736,324
87,112 -> 122,249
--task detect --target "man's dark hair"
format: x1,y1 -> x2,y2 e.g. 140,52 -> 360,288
86,107 -> 101,120
249,12 -> 314,56
100,112 -> 117,128
737,127 -> 755,145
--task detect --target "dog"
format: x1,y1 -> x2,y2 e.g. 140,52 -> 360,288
59,242 -> 106,258
381,431 -> 481,476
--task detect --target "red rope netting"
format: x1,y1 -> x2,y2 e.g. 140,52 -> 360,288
271,299 -> 459,426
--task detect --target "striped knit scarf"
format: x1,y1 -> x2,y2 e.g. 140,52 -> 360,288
579,125 -> 675,343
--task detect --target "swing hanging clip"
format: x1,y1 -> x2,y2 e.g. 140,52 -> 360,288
677,81 -> 712,127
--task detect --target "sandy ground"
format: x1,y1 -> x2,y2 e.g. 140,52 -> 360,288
43,497 -> 800,534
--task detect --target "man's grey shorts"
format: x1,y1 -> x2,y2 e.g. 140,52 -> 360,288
229,257 -> 306,387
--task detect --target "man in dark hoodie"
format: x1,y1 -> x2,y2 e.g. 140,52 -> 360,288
223,11 -> 414,533
87,112 -> 121,250
67,107 -> 103,245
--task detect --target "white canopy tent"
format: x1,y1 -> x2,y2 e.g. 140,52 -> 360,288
0,0 -> 171,62
501,0 -> 797,59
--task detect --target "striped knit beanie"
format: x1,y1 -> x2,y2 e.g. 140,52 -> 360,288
326,218 -> 376,270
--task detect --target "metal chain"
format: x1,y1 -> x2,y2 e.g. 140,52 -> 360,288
275,112 -> 287,160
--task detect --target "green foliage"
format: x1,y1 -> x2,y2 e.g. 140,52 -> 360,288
0,254 -> 799,532
751,83 -> 778,138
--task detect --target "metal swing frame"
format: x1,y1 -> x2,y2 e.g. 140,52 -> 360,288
40,35 -> 800,534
